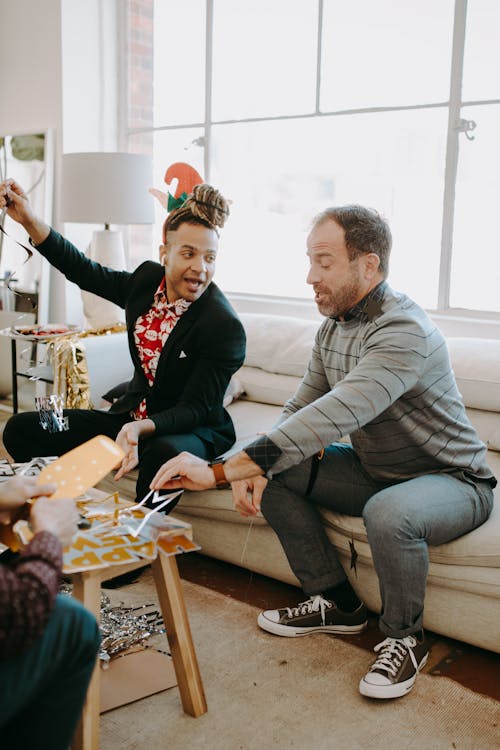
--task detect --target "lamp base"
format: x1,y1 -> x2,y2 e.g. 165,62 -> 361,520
81,229 -> 126,330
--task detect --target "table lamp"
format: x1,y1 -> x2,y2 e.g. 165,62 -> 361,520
61,152 -> 154,328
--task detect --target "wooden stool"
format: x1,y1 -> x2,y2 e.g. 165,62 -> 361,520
71,551 -> 207,750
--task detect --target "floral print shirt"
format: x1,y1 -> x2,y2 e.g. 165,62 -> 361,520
132,277 -> 191,419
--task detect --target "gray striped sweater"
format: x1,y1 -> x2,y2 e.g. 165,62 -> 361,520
267,284 -> 494,482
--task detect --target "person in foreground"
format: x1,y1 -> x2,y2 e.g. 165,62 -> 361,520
0,476 -> 100,748
0,177 -> 245,505
149,205 -> 496,700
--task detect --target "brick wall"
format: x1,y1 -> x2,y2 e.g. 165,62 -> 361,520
128,0 -> 154,136
127,0 -> 154,266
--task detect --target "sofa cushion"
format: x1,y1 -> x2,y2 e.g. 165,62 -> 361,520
466,408 -> 500,452
223,374 -> 245,407
226,399 -> 282,449
237,366 -> 302,407
447,337 -> 500,412
82,332 -> 134,407
239,312 -> 318,376
328,529 -> 500,600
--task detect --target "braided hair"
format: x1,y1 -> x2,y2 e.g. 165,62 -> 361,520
162,184 -> 230,242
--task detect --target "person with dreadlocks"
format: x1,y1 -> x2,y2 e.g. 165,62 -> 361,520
0,172 -> 246,508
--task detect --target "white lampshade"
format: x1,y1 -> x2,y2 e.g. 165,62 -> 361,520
61,152 -> 154,225
61,152 -> 154,329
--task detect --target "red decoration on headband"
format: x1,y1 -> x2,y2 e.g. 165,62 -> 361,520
149,162 -> 204,212
164,162 -> 203,197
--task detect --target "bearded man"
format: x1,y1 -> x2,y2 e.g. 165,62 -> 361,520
149,205 -> 496,700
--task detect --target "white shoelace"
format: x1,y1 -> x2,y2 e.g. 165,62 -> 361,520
368,636 -> 418,677
285,595 -> 333,624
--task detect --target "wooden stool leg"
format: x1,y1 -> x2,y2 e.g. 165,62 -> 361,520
71,573 -> 102,750
152,553 -> 207,717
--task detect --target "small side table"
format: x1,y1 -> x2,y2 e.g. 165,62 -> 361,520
71,551 -> 207,750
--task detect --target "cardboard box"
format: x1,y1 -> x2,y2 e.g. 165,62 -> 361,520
100,646 -> 177,712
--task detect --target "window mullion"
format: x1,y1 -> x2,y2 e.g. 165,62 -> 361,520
438,0 -> 468,311
204,0 -> 214,182
315,0 -> 323,114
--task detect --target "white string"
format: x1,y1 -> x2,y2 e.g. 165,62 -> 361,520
240,516 -> 255,564
129,492 -> 183,538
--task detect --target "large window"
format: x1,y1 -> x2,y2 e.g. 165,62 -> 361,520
127,0 -> 500,317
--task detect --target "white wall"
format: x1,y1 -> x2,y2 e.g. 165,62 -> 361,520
61,0 -> 119,153
0,0 -> 63,322
0,0 -> 122,326
0,0 -> 63,138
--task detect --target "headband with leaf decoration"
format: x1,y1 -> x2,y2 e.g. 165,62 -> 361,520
149,162 -> 204,213
150,162 -> 230,242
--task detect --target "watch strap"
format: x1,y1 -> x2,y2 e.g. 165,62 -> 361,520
209,459 -> 230,489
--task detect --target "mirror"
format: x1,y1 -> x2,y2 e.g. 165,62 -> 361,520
0,129 -> 54,324
0,130 -> 54,397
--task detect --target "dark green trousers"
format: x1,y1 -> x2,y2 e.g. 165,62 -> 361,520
0,594 -> 100,749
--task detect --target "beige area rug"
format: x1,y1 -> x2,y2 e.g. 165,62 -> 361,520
101,572 -> 499,750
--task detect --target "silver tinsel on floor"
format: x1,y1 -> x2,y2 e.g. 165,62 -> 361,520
61,583 -> 166,665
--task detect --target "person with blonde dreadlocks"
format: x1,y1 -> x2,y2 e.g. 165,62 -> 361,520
0,175 -> 246,508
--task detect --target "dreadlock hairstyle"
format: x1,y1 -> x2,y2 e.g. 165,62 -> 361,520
162,183 -> 230,243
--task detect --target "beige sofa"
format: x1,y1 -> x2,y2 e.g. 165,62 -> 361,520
83,312 -> 500,654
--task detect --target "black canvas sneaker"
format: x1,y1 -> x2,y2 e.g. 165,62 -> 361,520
359,634 -> 429,699
257,595 -> 368,637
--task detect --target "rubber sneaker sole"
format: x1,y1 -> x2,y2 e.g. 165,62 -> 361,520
359,652 -> 429,699
257,612 -> 368,637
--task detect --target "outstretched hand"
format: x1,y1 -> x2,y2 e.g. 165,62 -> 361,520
0,179 -> 33,224
0,476 -> 57,524
114,423 -> 140,480
150,451 -> 216,492
0,178 -> 50,243
114,419 -> 156,481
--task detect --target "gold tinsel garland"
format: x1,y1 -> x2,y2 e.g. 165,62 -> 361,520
50,323 -> 127,409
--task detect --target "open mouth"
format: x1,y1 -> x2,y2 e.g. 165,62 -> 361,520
184,277 -> 205,293
314,288 -> 326,301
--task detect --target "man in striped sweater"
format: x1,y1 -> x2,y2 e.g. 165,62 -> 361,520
151,205 -> 496,700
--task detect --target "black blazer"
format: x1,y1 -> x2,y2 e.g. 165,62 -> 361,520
36,230 -> 246,456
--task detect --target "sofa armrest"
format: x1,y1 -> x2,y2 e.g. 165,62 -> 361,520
82,332 -> 134,408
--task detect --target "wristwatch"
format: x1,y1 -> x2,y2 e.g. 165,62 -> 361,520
208,458 -> 230,490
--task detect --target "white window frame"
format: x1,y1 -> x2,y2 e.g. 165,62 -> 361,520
124,0 -> 500,339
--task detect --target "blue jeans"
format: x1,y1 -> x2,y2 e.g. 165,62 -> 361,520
261,443 -> 494,638
0,594 -> 100,749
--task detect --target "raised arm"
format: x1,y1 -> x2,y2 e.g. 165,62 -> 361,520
0,178 -> 50,244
